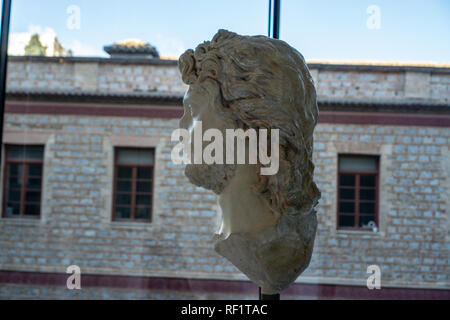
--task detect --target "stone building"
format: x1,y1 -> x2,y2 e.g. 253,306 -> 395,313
0,46 -> 449,299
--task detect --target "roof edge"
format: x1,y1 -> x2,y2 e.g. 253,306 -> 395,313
5,89 -> 450,113
7,56 -> 450,73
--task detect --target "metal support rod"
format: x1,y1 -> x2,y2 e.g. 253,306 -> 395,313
259,286 -> 280,300
272,0 -> 280,39
0,0 -> 12,166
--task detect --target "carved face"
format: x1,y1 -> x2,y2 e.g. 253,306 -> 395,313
179,83 -> 236,194
178,29 -> 320,216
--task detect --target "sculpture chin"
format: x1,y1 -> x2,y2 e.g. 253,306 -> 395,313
213,208 -> 317,294
184,163 -> 236,195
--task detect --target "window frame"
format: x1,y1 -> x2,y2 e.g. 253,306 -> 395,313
336,154 -> 379,231
112,147 -> 155,223
2,144 -> 44,219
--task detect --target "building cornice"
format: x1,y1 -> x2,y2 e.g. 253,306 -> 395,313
6,89 -> 450,114
8,55 -> 450,73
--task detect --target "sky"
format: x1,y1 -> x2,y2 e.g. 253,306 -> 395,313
4,0 -> 450,63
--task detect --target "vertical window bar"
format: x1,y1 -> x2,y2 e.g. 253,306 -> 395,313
355,174 -> 360,228
267,0 -> 272,37
20,163 -> 28,216
272,0 -> 280,39
131,166 -> 137,220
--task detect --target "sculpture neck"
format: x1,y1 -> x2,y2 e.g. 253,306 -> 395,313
217,164 -> 280,237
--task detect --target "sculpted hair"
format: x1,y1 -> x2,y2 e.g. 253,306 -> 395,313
178,29 -> 320,216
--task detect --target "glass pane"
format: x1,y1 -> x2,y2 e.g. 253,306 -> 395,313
27,178 -> 42,189
135,207 -> 150,220
360,202 -> 375,214
360,175 -> 376,187
8,163 -> 23,176
340,156 -> 377,171
26,191 -> 41,202
360,189 -> 375,201
8,177 -> 22,189
137,168 -> 152,180
339,188 -> 355,200
359,215 -> 376,228
137,181 -> 151,193
116,194 -> 131,205
117,167 -> 132,179
8,145 -> 44,160
339,174 -> 355,187
117,181 -> 132,192
136,195 -> 151,206
7,189 -> 21,202
28,164 -> 42,177
339,201 -> 355,213
5,203 -> 20,216
115,207 -> 130,219
338,215 -> 355,228
117,149 -> 154,165
24,204 -> 40,216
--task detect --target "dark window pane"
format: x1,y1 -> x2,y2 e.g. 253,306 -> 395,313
135,207 -> 150,220
27,178 -> 42,189
338,215 -> 355,227
117,180 -> 132,192
360,189 -> 375,200
359,215 -> 376,228
360,175 -> 375,187
360,202 -> 375,214
117,148 -> 154,165
137,167 -> 152,179
7,189 -> 21,202
137,181 -> 151,193
339,201 -> 355,213
339,188 -> 355,200
340,156 -> 377,171
24,204 -> 40,216
136,194 -> 151,205
8,163 -> 23,176
8,177 -> 22,189
117,166 -> 132,179
28,164 -> 42,177
8,145 -> 43,160
26,191 -> 41,202
116,194 -> 131,205
5,203 -> 20,216
115,207 -> 130,219
340,174 -> 355,186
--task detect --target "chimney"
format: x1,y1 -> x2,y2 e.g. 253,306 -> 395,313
103,39 -> 159,59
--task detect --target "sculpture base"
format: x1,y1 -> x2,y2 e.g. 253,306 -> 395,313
213,210 -> 317,294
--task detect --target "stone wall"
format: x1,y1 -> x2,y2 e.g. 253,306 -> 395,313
1,113 -> 448,294
6,57 -> 450,102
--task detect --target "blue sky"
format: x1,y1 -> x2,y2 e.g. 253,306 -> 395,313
5,0 -> 450,63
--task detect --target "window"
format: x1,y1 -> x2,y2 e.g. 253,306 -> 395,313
113,148 -> 154,222
337,155 -> 379,230
2,145 -> 44,218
